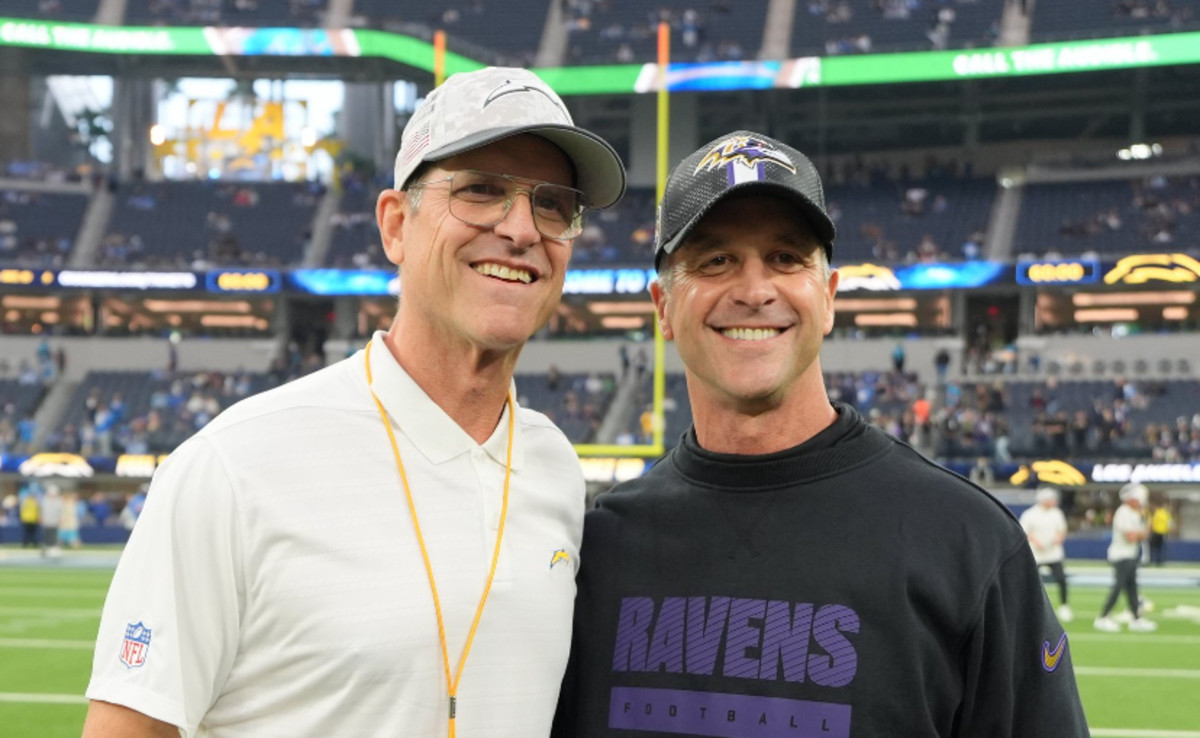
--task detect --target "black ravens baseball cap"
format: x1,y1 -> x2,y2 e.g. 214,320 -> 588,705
654,131 -> 836,268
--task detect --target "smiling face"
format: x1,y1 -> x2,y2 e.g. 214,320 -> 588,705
377,134 -> 575,362
651,194 -> 838,416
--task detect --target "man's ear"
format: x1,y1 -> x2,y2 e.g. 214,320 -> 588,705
377,189 -> 409,266
649,279 -> 675,341
823,268 -> 839,336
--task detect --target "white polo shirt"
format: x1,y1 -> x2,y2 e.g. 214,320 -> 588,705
1018,504 -> 1067,564
1107,503 -> 1144,562
87,332 -> 586,737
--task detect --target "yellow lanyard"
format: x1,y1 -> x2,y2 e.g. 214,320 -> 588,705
364,340 -> 513,737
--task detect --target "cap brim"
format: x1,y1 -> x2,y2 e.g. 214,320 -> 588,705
657,180 -> 836,265
420,124 -> 626,209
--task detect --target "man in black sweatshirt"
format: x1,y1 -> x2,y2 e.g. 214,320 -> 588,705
553,131 -> 1089,737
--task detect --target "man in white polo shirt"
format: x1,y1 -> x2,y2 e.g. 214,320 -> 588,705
1019,486 -> 1072,622
83,67 -> 625,738
1095,482 -> 1156,632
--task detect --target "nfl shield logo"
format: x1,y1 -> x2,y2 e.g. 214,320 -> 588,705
120,621 -> 152,668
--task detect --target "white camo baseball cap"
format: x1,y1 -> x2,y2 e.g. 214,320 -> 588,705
393,66 -> 626,208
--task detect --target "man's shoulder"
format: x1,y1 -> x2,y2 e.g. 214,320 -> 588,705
198,358 -> 366,440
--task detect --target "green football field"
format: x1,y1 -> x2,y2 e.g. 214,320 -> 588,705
1,556 -> 1198,737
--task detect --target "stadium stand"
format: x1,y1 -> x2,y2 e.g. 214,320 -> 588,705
826,172 -> 995,262
51,369 -> 285,455
325,178 -> 388,267
0,378 -> 46,456
514,370 -> 616,443
1015,175 -> 1200,257
2,0 -> 100,22
123,0 -> 328,27
791,0 -> 1001,57
102,180 -> 322,268
0,189 -> 89,267
1031,0 -> 1200,43
565,0 -> 763,64
573,186 -> 657,264
354,0 -> 546,65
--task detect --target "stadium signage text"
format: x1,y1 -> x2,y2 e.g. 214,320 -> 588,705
951,41 -> 1157,79
56,270 -> 199,291
563,269 -> 657,296
0,268 -> 36,285
0,21 -> 174,52
1015,258 -> 1100,286
1091,462 -> 1200,484
208,270 -> 281,293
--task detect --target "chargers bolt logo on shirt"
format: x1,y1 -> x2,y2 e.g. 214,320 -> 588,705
1042,632 -> 1068,672
549,548 -> 571,570
695,135 -> 797,184
120,621 -> 152,668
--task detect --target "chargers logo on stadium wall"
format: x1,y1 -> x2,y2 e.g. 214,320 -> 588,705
120,621 -> 152,668
695,135 -> 796,185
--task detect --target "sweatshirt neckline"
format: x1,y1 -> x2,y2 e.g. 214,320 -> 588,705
670,403 -> 891,490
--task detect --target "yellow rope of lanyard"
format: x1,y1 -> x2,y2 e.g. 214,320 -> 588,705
364,340 -> 513,737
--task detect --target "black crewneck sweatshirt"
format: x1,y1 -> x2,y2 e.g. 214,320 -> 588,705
554,404 -> 1088,737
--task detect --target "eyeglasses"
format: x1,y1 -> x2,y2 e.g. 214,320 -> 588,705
406,169 -> 591,241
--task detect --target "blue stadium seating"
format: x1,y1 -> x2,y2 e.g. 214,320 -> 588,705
0,189 -> 89,267
1014,176 -> 1200,257
566,1 -> 763,65
1031,0 -> 1200,43
103,180 -> 321,267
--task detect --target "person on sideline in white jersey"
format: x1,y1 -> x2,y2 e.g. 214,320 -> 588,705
1094,483 -> 1157,632
1020,486 -> 1072,622
82,66 -> 625,738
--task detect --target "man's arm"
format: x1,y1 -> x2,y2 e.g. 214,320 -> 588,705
82,700 -> 180,738
957,543 -> 1089,736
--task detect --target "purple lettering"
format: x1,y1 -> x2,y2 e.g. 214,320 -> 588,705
613,597 -> 655,672
759,600 -> 813,682
685,596 -> 730,676
645,597 -> 686,673
808,605 -> 859,687
722,598 -> 767,679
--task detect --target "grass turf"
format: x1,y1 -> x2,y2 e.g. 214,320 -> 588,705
0,559 -> 1198,737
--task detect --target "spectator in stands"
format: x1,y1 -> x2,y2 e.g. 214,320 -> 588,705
554,131 -> 1086,736
84,66 -> 625,738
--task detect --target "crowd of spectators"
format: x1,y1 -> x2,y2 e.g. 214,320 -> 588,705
517,366 -> 616,444
101,180 -> 322,269
824,157 -> 991,263
806,0 -> 1000,57
42,342 -> 324,457
564,1 -> 748,64
128,0 -> 326,27
810,367 -> 1200,465
0,190 -> 78,267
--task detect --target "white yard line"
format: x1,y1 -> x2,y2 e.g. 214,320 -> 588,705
1068,633 -> 1200,645
0,606 -> 100,618
1075,666 -> 1200,679
1091,731 -> 1200,738
0,587 -> 108,597
0,692 -> 88,705
0,638 -> 95,650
